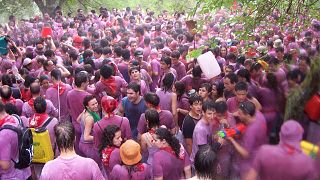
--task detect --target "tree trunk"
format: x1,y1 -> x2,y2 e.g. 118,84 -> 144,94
33,0 -> 66,17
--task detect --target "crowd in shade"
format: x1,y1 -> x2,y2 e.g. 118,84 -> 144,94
0,4 -> 319,180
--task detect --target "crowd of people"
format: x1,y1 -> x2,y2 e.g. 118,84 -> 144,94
0,4 -> 319,180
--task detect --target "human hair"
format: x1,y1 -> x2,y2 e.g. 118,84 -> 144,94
44,49 -> 55,58
82,39 -> 91,49
102,47 -> 112,55
170,50 -> 180,59
114,46 -> 122,57
215,101 -> 227,114
225,53 -> 237,62
299,55 -> 311,66
135,26 -> 144,36
192,65 -> 202,78
224,73 -> 238,84
194,145 -> 217,179
50,68 -> 62,81
54,121 -> 75,151
145,108 -> 160,129
250,62 -> 263,72
174,81 -> 186,100
75,71 -> 89,88
5,103 -> 18,115
83,95 -> 96,110
1,74 -> 13,87
287,69 -> 301,81
68,50 -> 79,61
213,81 -> 225,98
239,101 -> 256,116
24,75 -> 36,88
162,73 -> 175,92
100,125 -> 121,153
202,100 -> 215,112
30,82 -> 41,95
34,96 -> 47,113
144,36 -> 151,45
275,47 -> 284,53
237,69 -> 251,83
235,81 -> 248,92
100,38 -> 109,48
0,85 -> 12,99
129,66 -> 140,75
200,83 -> 212,92
160,56 -> 172,67
144,92 -> 160,107
265,72 -> 278,92
127,82 -> 140,93
100,64 -> 114,79
188,94 -> 203,105
155,127 -> 181,158
121,49 -> 131,60
93,47 -> 103,55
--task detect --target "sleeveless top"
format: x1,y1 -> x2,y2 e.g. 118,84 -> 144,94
122,97 -> 147,130
80,113 -> 94,144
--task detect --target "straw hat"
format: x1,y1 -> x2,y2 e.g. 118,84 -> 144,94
120,140 -> 142,165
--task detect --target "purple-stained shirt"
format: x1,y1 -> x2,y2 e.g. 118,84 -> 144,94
257,87 -> 280,114
159,68 -> 177,87
237,111 -> 267,177
40,155 -> 104,180
22,99 -> 58,118
150,59 -> 161,91
190,120 -> 213,162
137,110 -> 175,134
66,89 -> 91,123
104,148 -> 121,177
94,76 -> 128,102
252,144 -> 317,180
0,117 -> 31,179
153,148 -> 191,179
110,163 -> 150,180
156,89 -> 173,112
226,97 -> 239,113
93,115 -> 132,149
118,62 -> 130,83
45,83 -> 72,122
172,61 -> 187,81
180,75 -> 208,91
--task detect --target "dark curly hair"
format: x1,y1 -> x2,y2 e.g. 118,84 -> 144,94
155,127 -> 180,158
99,125 -> 121,154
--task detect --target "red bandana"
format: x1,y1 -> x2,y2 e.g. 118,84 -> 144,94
148,128 -> 156,135
29,113 -> 49,128
52,82 -> 66,95
160,146 -> 185,160
0,115 -> 16,127
135,163 -> 145,172
101,146 -> 116,167
100,77 -> 117,95
28,98 -> 35,109
2,96 -> 16,105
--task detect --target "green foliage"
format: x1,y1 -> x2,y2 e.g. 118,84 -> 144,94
284,55 -> 320,121
191,0 -> 320,40
0,0 -> 196,24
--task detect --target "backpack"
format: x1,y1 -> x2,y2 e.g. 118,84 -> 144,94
0,114 -> 33,169
31,117 -> 54,163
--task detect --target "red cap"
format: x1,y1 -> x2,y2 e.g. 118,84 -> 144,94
73,36 -> 83,43
229,46 -> 238,53
101,96 -> 118,113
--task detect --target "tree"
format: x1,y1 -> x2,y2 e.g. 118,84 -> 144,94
33,0 -> 66,16
189,0 -> 320,39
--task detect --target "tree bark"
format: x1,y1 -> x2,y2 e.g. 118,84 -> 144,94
33,0 -> 66,17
